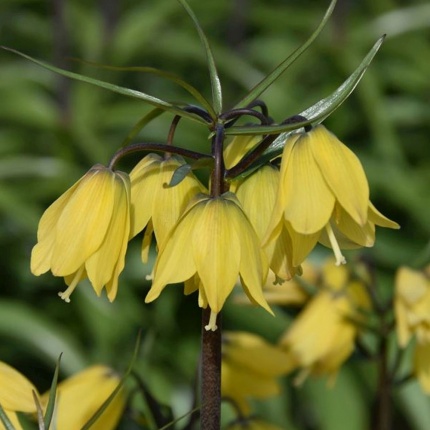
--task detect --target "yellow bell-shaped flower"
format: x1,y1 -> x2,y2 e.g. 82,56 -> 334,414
31,164 -> 131,302
129,153 -> 205,261
280,262 -> 371,384
145,192 -> 272,330
222,331 -> 293,416
265,125 -> 399,266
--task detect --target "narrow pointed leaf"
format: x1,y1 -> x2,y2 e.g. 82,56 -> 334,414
0,405 -> 16,430
0,47 -> 208,125
43,354 -> 62,430
226,35 -> 385,180
70,60 -> 215,117
176,0 -> 222,113
225,35 -> 385,141
33,391 -> 45,430
234,0 -> 337,109
81,331 -> 142,430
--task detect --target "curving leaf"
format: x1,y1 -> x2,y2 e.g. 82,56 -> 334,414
0,47 -> 209,125
176,0 -> 222,113
233,0 -> 337,110
69,60 -> 216,118
225,35 -> 385,142
226,35 -> 386,179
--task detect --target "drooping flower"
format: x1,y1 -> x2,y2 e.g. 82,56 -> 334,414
395,265 -> 430,393
31,164 -> 131,302
41,365 -> 125,430
129,153 -> 205,261
280,261 -> 371,384
233,164 -> 300,281
221,331 -> 293,415
265,125 -> 399,266
145,192 -> 272,331
0,361 -> 38,430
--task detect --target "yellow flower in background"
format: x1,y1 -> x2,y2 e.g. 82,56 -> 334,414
129,153 -> 205,262
280,262 -> 371,384
395,266 -> 430,347
395,265 -> 430,393
222,331 -> 293,415
145,192 -> 272,331
0,363 -> 124,430
0,361 -> 38,430
31,164 -> 131,302
265,125 -> 399,266
234,164 -> 300,281
41,365 -> 125,430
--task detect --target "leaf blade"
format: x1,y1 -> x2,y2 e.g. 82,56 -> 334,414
176,0 -> 222,113
0,47 -> 208,125
233,0 -> 337,109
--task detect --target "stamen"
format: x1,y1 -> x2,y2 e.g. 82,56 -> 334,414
204,311 -> 218,331
325,223 -> 346,266
58,266 -> 85,303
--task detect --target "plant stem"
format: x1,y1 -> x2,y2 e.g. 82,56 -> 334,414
372,316 -> 392,430
200,308 -> 222,430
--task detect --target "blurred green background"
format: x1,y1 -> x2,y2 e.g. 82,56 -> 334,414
0,0 -> 429,428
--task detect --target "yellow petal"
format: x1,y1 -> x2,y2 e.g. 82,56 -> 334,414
51,166 -> 115,276
309,125 -> 369,225
368,201 -> 400,229
151,156 -> 204,246
42,365 -> 125,430
286,222 -> 320,267
192,197 -> 241,313
414,343 -> 430,394
145,196 -> 203,303
129,154 -> 162,237
396,266 -> 428,305
223,135 -> 261,169
30,179 -> 82,276
282,133 -> 335,234
0,361 -> 38,412
264,134 -> 299,244
86,172 -> 130,294
2,411 -> 24,430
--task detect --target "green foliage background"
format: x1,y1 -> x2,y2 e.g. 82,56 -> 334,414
0,0 -> 429,428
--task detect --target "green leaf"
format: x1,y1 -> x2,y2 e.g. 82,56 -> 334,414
225,35 -> 385,142
0,47 -> 209,125
168,164 -> 192,187
176,0 -> 223,113
70,60 -> 216,118
226,35 -> 386,180
43,355 -> 62,430
0,404 -> 16,430
233,0 -> 337,110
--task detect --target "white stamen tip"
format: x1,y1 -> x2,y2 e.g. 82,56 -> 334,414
58,292 -> 71,303
325,223 -> 347,266
204,311 -> 218,331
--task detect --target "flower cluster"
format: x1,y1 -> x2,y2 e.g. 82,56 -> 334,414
30,123 -> 398,331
